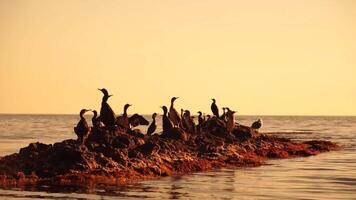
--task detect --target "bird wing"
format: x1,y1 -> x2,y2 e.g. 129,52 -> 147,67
169,108 -> 181,122
129,114 -> 149,127
251,121 -> 261,129
211,104 -> 219,116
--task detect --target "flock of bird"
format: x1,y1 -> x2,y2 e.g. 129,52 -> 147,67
74,88 -> 263,144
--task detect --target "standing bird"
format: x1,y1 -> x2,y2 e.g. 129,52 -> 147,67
147,113 -> 157,135
183,110 -> 196,133
161,106 -> 173,133
211,98 -> 219,118
251,119 -> 263,130
197,111 -> 204,126
220,107 -> 227,121
98,88 -> 116,127
116,104 -> 132,130
226,109 -> 236,133
168,97 -> 181,127
74,109 -> 91,145
197,111 -> 204,132
91,110 -> 100,128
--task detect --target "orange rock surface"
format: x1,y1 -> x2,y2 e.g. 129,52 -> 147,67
0,122 -> 339,188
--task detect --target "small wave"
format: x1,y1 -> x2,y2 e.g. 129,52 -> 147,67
264,131 -> 314,135
296,129 -> 315,132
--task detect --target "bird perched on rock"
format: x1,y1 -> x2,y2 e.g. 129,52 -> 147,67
220,107 -> 227,122
98,88 -> 116,127
168,97 -> 181,128
147,113 -> 157,136
183,110 -> 196,133
91,110 -> 101,128
226,109 -> 236,133
129,113 -> 149,128
74,109 -> 91,145
251,119 -> 263,130
197,111 -> 204,132
211,98 -> 219,118
116,104 -> 132,130
161,106 -> 173,133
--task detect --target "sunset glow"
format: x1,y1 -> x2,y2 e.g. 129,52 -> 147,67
0,0 -> 355,115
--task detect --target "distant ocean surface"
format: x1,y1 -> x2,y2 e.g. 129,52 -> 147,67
0,114 -> 355,199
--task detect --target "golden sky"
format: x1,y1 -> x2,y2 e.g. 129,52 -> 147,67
0,0 -> 355,115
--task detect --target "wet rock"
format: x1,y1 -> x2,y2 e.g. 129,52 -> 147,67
112,135 -> 132,149
19,142 -> 52,156
0,124 -> 339,187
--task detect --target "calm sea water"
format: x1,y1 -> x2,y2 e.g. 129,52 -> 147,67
0,115 -> 355,199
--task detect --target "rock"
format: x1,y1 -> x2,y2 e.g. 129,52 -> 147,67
0,123 -> 339,188
112,135 -> 132,149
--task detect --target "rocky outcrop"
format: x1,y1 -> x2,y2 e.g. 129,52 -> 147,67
0,121 -> 339,188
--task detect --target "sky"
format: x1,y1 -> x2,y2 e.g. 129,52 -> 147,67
0,0 -> 355,116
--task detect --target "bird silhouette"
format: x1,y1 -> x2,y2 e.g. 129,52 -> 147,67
251,119 -> 263,130
116,104 -> 132,130
98,88 -> 116,127
211,98 -> 219,118
168,97 -> 181,127
161,106 -> 173,133
74,109 -> 91,145
147,113 -> 157,135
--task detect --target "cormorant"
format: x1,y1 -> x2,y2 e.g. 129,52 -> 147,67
220,107 -> 227,121
98,88 -> 116,127
183,110 -> 196,133
161,106 -> 173,133
116,104 -> 131,130
147,113 -> 157,135
197,111 -> 204,132
197,111 -> 204,126
168,97 -> 181,127
74,109 -> 91,144
226,109 -> 236,133
251,119 -> 263,130
129,113 -> 149,128
91,110 -> 100,128
211,98 -> 219,118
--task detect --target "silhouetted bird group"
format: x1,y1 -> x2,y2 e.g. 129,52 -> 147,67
74,88 -> 263,144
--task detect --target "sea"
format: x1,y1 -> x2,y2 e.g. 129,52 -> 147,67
0,114 -> 355,200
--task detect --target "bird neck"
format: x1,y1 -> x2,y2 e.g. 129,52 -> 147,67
123,107 -> 128,116
170,100 -> 175,108
102,96 -> 109,103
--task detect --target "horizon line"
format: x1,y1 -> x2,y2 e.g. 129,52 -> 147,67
0,113 -> 355,117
